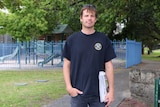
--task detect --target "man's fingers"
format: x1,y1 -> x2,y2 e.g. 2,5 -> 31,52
77,89 -> 83,94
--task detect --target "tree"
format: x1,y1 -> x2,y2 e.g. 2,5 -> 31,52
0,0 -> 160,50
0,1 -> 4,8
120,0 -> 160,52
0,0 -> 68,41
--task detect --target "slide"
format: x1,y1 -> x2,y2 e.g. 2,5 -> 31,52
0,46 -> 19,63
38,53 -> 60,67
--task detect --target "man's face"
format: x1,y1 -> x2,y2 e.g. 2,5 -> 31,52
80,9 -> 97,28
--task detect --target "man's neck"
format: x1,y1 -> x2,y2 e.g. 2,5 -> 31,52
81,27 -> 95,35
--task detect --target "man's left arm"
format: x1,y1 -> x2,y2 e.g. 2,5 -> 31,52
105,60 -> 114,106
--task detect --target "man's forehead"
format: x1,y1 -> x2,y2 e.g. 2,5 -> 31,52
83,9 -> 96,14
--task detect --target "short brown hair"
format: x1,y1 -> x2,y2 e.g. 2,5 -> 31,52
80,4 -> 97,18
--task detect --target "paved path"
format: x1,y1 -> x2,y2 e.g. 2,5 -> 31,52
42,69 -> 131,107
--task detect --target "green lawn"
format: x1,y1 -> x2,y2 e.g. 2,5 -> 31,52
142,49 -> 160,62
0,69 -> 66,107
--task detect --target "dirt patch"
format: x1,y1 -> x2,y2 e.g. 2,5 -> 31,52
118,98 -> 148,107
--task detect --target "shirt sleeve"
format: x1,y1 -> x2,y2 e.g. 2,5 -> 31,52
104,38 -> 116,62
63,41 -> 71,61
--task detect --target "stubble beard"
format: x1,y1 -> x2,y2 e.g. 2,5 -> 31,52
83,24 -> 94,29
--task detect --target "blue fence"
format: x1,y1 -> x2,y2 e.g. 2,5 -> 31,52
0,39 -> 142,69
0,43 -> 17,56
112,40 -> 126,60
126,39 -> 142,68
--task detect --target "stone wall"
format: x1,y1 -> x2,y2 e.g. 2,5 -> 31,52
129,61 -> 160,107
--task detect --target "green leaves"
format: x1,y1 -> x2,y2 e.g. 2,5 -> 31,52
0,0 -> 55,41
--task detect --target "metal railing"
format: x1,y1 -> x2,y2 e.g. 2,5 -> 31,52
154,78 -> 160,107
0,39 -> 142,69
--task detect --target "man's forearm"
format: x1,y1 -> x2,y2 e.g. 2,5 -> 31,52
105,61 -> 114,93
63,58 -> 72,90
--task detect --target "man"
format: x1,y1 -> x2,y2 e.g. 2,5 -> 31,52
63,4 -> 116,107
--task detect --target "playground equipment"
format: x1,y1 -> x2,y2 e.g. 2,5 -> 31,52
23,40 -> 64,67
34,41 -> 63,67
0,46 -> 19,63
38,53 -> 61,67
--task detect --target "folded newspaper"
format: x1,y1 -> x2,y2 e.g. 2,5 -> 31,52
99,71 -> 108,102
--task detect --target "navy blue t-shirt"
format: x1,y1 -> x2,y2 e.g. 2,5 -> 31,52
63,31 -> 116,97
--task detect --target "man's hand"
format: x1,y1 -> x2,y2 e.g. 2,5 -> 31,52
67,87 -> 83,97
105,91 -> 114,107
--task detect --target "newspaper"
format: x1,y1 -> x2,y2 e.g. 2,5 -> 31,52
99,71 -> 108,102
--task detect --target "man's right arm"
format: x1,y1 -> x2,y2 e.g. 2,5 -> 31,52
63,58 -> 83,96
63,58 -> 72,91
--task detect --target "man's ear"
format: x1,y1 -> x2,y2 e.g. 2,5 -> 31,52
95,18 -> 97,23
80,17 -> 82,22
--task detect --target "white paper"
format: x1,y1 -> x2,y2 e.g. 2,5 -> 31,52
99,71 -> 108,102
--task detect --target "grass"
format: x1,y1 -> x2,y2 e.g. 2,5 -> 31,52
142,49 -> 160,62
0,69 -> 66,107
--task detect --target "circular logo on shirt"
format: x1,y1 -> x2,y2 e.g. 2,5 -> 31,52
94,43 -> 102,50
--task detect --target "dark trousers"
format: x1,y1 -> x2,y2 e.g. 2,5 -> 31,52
70,95 -> 106,107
